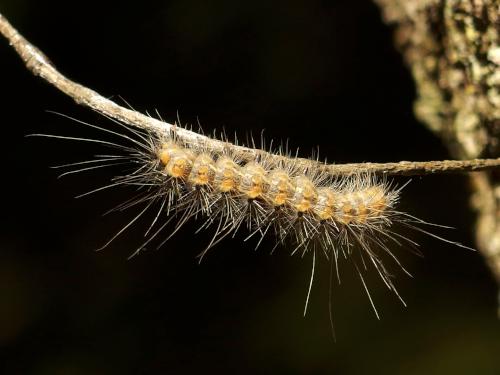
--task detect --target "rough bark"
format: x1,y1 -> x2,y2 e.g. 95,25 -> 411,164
374,0 -> 500,305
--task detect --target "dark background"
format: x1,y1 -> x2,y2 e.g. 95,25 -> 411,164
0,0 -> 498,374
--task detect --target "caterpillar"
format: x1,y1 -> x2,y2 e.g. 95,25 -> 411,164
0,11 -> 480,329
35,111 -> 473,329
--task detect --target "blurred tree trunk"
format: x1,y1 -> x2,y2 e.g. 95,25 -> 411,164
374,0 -> 500,307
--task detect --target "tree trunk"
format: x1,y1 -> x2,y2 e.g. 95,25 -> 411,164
374,0 -> 500,310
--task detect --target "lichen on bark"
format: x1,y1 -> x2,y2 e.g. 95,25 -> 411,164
374,0 -> 500,307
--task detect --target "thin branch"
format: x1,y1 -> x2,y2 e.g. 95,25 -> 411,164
1,12 -> 499,176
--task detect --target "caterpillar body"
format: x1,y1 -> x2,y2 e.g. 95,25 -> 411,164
41,112 -> 472,324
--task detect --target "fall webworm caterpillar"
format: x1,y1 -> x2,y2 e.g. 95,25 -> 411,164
33,109 -> 474,334
0,10 -> 479,336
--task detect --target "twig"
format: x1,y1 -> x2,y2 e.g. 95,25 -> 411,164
1,12 -> 499,176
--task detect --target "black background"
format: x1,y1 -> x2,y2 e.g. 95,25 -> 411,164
0,0 -> 498,374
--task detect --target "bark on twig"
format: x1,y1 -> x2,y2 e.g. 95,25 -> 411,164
1,11 -> 499,177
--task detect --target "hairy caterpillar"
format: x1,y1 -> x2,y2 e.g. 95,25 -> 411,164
0,7 -> 482,338
34,111 -> 473,330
